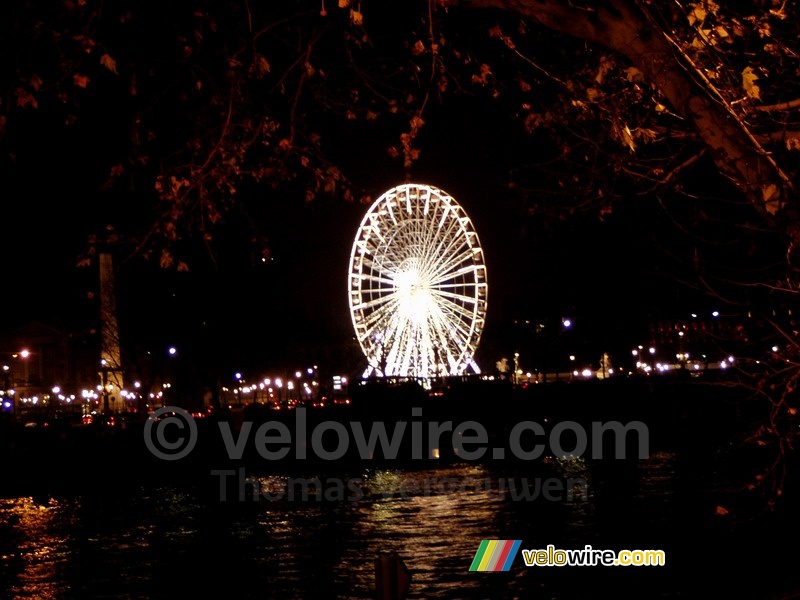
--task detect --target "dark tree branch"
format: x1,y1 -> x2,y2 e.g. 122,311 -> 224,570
466,0 -> 800,244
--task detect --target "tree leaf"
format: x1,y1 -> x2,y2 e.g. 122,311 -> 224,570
73,73 -> 90,88
159,249 -> 174,269
688,5 -> 706,26
252,54 -> 270,78
625,67 -> 643,82
594,56 -> 613,84
622,125 -> 636,152
100,53 -> 118,74
762,183 -> 780,214
742,66 -> 760,100
15,87 -> 38,109
634,128 -> 657,144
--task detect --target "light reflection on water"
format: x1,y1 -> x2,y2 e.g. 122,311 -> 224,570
0,453 -> 766,599
0,496 -> 77,600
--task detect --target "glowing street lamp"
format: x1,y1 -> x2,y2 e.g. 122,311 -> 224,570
11,349 -> 33,396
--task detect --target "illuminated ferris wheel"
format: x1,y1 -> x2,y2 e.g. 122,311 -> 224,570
348,183 -> 488,379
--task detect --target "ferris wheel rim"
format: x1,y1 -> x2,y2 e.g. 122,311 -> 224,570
348,183 -> 487,379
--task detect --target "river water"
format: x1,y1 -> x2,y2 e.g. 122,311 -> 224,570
1,383 -> 799,599
1,451 -> 797,599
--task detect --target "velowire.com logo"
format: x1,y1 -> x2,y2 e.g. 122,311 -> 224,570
469,540 -> 522,572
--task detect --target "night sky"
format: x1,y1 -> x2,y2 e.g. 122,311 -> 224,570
0,3 -> 774,381
2,91 -> 715,379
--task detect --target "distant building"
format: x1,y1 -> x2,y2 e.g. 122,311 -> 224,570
0,321 -> 95,399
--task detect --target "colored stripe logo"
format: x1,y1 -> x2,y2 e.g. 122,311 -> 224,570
469,540 -> 522,572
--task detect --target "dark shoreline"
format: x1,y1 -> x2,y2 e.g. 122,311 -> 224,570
0,377 -> 778,501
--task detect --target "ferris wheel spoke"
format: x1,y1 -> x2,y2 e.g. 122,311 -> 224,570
418,214 -> 464,277
427,229 -> 468,272
360,299 -> 402,336
418,202 -> 443,257
432,293 -> 480,324
430,282 -> 482,295
427,315 -> 459,373
359,311 -> 399,348
366,310 -> 401,354
395,222 -> 429,261
425,196 -> 449,243
369,312 -> 405,374
428,304 -> 470,365
382,309 -> 404,346
429,301 -> 471,343
378,230 -> 409,260
418,208 -> 461,270
436,335 -> 464,373
359,253 -> 401,278
357,272 -> 399,289
353,291 -> 398,314
429,313 -> 455,352
429,254 -> 481,286
360,253 -> 398,275
364,248 -> 402,273
418,203 -> 445,256
388,319 -> 413,375
428,246 -> 481,284
431,288 -> 480,308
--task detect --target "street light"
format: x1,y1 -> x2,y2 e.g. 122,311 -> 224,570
234,372 -> 243,406
13,349 -> 31,394
1,364 -> 12,417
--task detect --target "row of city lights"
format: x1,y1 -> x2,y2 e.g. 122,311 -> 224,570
221,367 -> 349,404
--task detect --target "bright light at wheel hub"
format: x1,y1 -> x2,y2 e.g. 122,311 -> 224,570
394,266 -> 432,325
